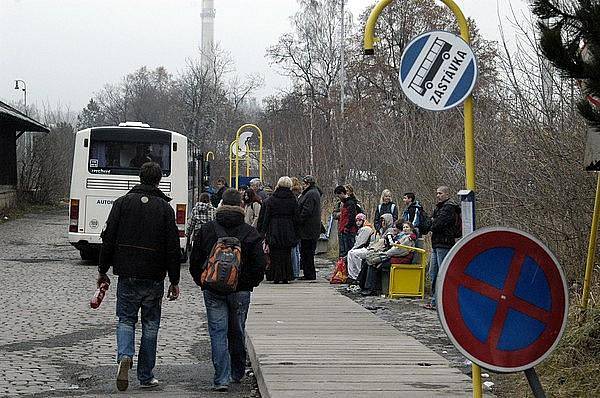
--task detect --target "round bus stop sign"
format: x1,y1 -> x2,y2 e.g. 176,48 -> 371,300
437,227 -> 568,372
399,30 -> 477,111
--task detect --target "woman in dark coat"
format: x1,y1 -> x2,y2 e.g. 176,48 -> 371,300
257,176 -> 298,284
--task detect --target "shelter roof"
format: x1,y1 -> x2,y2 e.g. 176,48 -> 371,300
0,101 -> 50,133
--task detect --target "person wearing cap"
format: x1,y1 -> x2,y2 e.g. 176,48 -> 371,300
296,175 -> 322,280
249,178 -> 268,201
189,188 -> 266,391
345,213 -> 374,283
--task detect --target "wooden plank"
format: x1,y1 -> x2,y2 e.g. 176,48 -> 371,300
246,281 -> 472,398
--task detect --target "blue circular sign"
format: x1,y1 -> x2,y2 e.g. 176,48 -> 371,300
399,31 -> 478,111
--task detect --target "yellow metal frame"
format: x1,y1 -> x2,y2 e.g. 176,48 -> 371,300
234,124 -> 264,189
388,244 -> 427,299
364,1 -> 480,396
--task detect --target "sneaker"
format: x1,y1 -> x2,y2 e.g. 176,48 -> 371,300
212,384 -> 229,392
140,378 -> 160,388
424,303 -> 437,310
116,356 -> 132,391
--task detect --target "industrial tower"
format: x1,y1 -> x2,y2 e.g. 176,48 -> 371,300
201,0 -> 215,70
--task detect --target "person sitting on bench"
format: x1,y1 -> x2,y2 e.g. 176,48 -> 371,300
360,221 -> 416,296
346,213 -> 374,284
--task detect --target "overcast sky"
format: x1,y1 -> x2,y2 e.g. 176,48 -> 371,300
0,0 -> 530,115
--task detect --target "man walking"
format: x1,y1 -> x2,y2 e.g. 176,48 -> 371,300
97,162 -> 181,391
190,188 -> 265,391
296,175 -> 322,280
425,186 -> 461,310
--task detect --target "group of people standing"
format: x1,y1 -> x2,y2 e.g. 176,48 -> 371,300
94,161 -> 460,394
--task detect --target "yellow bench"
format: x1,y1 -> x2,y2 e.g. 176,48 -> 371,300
387,241 -> 427,299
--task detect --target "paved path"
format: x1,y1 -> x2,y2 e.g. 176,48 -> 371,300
246,277 -> 472,398
0,209 -> 258,397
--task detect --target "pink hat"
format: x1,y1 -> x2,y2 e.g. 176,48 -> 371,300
355,213 -> 367,221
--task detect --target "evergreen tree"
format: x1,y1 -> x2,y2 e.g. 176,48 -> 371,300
532,0 -> 600,127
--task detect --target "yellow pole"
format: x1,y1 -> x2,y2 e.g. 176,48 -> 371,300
363,0 -> 393,55
235,124 -> 264,188
364,0 -> 479,395
229,140 -> 237,188
582,174 -> 600,315
437,2 -> 479,395
205,151 -> 214,161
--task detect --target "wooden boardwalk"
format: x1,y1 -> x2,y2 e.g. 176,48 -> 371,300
246,279 -> 472,398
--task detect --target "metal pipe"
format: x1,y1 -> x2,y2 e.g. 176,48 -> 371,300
581,173 -> 600,316
363,0 -> 393,55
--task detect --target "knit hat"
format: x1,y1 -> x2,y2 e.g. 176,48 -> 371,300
303,175 -> 316,185
356,213 -> 367,221
222,188 -> 242,206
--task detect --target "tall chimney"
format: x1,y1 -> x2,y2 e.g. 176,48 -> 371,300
201,0 -> 215,70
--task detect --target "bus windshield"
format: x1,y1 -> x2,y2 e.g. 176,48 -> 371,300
88,129 -> 171,176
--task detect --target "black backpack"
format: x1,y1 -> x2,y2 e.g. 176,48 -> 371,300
452,205 -> 462,239
416,207 -> 432,235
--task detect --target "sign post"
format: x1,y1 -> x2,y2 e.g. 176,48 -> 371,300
364,1 -> 481,395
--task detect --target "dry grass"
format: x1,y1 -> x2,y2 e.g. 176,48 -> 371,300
493,292 -> 600,398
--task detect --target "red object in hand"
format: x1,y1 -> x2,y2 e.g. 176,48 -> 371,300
90,282 -> 110,309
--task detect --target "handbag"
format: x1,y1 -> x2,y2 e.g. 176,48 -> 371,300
329,257 -> 348,284
365,251 -> 386,268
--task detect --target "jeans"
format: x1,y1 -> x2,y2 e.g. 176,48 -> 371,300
300,239 -> 317,279
116,277 -> 164,384
339,232 -> 356,258
364,265 -> 380,291
203,290 -> 251,387
429,247 -> 450,305
291,244 -> 301,279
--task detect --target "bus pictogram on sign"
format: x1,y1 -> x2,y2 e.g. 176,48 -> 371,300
399,30 -> 477,111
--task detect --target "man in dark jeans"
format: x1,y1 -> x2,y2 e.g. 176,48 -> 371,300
97,162 -> 181,391
333,185 -> 359,257
296,175 -> 323,280
426,186 -> 461,310
190,188 -> 265,392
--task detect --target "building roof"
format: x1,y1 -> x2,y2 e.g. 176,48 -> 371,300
0,100 -> 50,133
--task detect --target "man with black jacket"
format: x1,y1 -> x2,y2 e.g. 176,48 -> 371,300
296,175 -> 322,280
426,186 -> 461,310
190,188 -> 265,392
334,185 -> 359,258
97,162 -> 180,391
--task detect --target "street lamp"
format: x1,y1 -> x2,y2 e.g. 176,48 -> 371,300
14,79 -> 27,115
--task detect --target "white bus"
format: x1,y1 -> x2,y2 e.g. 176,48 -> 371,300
68,122 -> 200,261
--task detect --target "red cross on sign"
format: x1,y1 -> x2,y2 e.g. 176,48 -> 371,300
437,227 -> 568,372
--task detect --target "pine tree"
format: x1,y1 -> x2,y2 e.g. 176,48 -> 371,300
532,0 -> 600,127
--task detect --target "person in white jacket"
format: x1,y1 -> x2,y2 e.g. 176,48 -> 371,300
346,213 -> 374,282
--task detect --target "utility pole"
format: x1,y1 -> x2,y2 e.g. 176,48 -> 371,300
340,0 -> 346,115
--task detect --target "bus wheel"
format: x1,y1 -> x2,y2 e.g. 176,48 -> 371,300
80,248 -> 99,262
